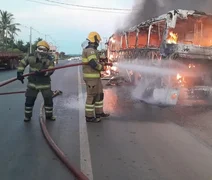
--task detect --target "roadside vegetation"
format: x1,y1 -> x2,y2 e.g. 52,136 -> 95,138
0,10 -> 44,54
0,9 -> 69,58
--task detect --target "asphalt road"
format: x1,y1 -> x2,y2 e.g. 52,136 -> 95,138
1,60 -> 212,180
0,61 -> 74,180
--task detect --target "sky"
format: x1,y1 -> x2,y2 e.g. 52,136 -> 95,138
1,0 -> 134,54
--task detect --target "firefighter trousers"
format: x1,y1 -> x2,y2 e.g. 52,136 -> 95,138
25,87 -> 54,118
84,78 -> 104,117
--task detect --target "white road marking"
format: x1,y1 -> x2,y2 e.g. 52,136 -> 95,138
78,66 -> 94,180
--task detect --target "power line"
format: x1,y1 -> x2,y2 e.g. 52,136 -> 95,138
44,0 -> 132,11
26,0 -> 129,14
26,0 -> 71,10
19,24 -> 58,45
20,24 -> 42,36
27,0 -> 129,14
46,34 -> 57,45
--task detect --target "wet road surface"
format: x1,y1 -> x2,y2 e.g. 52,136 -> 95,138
0,69 -> 16,82
0,61 -> 74,180
1,60 -> 212,180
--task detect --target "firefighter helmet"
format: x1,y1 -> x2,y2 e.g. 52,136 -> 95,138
37,40 -> 50,50
87,32 -> 102,43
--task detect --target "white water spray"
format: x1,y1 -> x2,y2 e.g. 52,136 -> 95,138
115,60 -> 196,105
63,93 -> 86,110
116,60 -> 195,77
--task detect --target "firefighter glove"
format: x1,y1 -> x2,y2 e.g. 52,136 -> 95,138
17,72 -> 24,84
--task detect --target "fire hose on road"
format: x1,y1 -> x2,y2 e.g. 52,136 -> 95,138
0,62 -> 89,180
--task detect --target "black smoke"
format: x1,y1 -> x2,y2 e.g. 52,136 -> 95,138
122,0 -> 212,29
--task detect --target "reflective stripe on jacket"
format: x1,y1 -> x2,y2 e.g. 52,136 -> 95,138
82,47 -> 103,78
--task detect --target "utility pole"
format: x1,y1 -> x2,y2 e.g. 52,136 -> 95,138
29,27 -> 32,54
45,34 -> 47,41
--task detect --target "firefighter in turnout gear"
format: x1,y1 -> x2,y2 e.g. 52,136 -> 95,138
82,32 -> 110,123
17,40 -> 56,122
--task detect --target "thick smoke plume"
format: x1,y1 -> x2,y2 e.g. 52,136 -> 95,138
121,0 -> 212,30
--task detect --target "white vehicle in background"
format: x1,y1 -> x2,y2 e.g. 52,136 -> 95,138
68,57 -> 73,61
68,56 -> 81,62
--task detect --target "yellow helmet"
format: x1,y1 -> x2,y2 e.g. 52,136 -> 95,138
87,32 -> 101,43
37,40 -> 50,50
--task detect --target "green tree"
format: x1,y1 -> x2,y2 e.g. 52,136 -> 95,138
8,24 -> 21,48
16,40 -> 25,51
24,42 -> 30,53
0,10 -> 20,49
59,51 -> 66,59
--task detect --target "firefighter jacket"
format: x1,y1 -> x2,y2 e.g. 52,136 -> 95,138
82,46 -> 104,79
17,52 -> 55,90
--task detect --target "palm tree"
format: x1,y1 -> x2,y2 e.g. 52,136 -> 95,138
8,24 -> 21,48
8,24 -> 21,39
0,10 -> 20,49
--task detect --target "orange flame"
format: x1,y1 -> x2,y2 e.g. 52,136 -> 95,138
110,38 -> 115,43
109,54 -> 114,59
188,64 -> 195,68
111,66 -> 117,71
176,73 -> 182,80
106,69 -> 110,75
167,31 -> 178,44
176,73 -> 186,86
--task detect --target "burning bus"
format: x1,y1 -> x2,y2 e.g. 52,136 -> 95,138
107,9 -> 212,106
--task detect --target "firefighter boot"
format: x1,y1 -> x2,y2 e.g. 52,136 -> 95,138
24,117 -> 31,122
44,102 -> 56,121
86,117 -> 101,123
46,116 -> 56,121
96,112 -> 110,118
